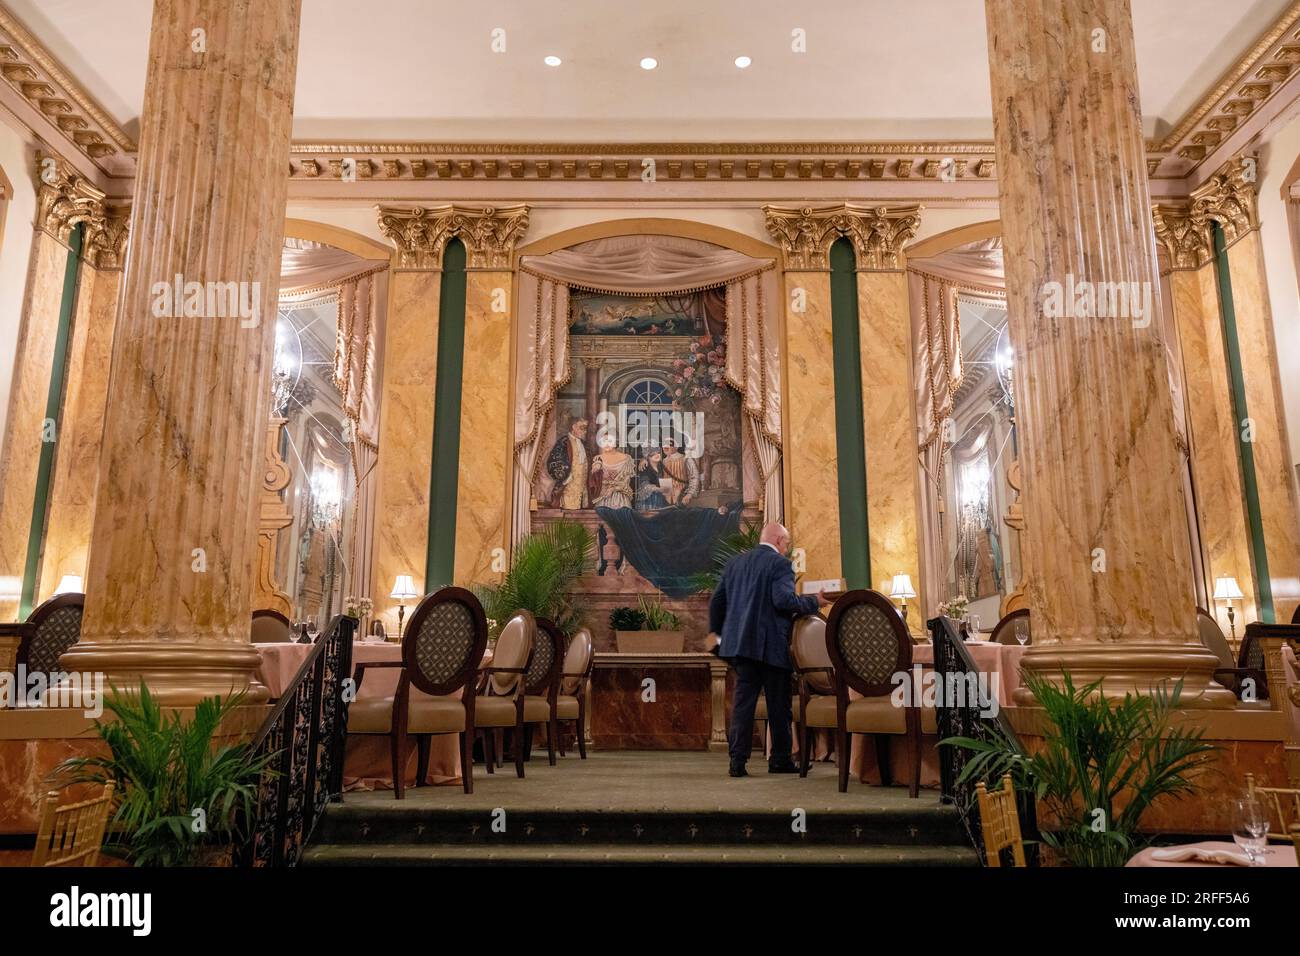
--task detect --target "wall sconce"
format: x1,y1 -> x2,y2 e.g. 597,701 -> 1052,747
390,574 -> 419,641
1213,575 -> 1245,643
54,574 -> 84,596
890,573 -> 917,622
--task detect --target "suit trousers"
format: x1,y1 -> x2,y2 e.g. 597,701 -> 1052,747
728,657 -> 793,763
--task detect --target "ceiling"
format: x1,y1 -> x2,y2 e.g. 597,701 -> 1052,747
6,0 -> 1293,143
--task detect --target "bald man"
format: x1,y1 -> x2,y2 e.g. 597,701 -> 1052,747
707,522 -> 831,777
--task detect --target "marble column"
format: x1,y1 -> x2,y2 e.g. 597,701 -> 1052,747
764,204 -> 924,617
0,156 -> 111,620
39,201 -> 130,604
1191,158 -> 1300,625
984,0 -> 1232,704
1153,201 -> 1258,634
62,0 -> 302,704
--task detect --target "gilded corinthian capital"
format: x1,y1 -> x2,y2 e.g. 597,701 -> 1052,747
34,152 -> 130,269
1151,203 -> 1213,272
376,203 -> 531,270
1152,155 -> 1260,272
763,203 -> 921,271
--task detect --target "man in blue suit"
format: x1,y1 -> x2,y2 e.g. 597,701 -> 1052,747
708,522 -> 830,777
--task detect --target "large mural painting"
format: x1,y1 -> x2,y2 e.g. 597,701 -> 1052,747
533,288 -> 748,598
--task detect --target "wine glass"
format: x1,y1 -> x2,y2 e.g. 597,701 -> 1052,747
306,618 -> 319,642
1231,797 -> 1269,865
969,613 -> 981,638
1014,619 -> 1030,646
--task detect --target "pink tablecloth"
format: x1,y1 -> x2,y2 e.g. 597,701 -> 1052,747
253,641 -> 484,792
1127,841 -> 1297,867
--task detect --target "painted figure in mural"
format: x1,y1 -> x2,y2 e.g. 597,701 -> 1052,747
634,451 -> 670,511
546,417 -> 590,510
659,438 -> 700,505
591,433 -> 636,509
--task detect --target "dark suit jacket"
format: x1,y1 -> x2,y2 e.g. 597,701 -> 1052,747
708,545 -> 819,670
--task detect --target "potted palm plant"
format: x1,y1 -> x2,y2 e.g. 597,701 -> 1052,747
942,670 -> 1218,867
474,520 -> 593,639
611,596 -> 685,653
53,682 -> 274,867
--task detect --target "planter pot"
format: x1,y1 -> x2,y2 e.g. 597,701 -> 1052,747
615,630 -> 685,654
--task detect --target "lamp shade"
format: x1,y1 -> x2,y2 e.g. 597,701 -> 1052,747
390,574 -> 418,600
889,574 -> 917,600
54,574 -> 84,595
1213,575 -> 1244,601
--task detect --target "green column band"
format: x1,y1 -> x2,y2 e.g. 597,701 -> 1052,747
20,223 -> 84,618
829,237 -> 870,589
1212,221 -> 1273,622
425,238 -> 468,590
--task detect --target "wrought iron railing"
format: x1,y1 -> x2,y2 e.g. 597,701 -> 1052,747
237,614 -> 355,867
930,615 -> 1039,865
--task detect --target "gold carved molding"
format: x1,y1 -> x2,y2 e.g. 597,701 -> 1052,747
1152,155 -> 1259,271
376,203 -> 530,270
763,202 -> 921,271
34,152 -> 130,269
254,418 -> 294,617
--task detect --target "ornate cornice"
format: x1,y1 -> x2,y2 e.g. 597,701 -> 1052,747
1152,155 -> 1259,271
376,203 -> 530,270
762,203 -> 921,271
0,8 -> 135,177
34,152 -> 129,268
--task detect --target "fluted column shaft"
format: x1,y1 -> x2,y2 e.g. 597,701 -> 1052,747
66,0 -> 301,703
984,0 -> 1231,704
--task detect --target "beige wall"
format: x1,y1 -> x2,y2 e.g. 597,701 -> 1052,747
0,116 -> 39,453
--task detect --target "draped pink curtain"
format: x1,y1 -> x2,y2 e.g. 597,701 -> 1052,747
513,234 -> 782,545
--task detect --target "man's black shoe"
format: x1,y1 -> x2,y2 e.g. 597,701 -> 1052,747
729,760 -> 748,777
768,758 -> 799,774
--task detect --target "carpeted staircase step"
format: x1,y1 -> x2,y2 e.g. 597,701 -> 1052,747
311,805 -> 969,847
302,841 -> 979,866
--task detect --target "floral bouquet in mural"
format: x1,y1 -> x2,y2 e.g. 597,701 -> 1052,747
936,594 -> 970,620
343,595 -> 373,620
669,334 -> 728,407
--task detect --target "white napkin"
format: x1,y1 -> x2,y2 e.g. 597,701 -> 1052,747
1150,845 -> 1253,866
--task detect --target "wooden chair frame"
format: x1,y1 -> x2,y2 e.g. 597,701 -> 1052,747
251,607 -> 293,643
824,589 -> 920,797
990,608 -> 1030,647
975,773 -> 1026,866
33,781 -> 115,867
792,612 -> 834,779
352,586 -> 488,799
556,629 -> 594,759
522,617 -> 566,766
15,592 -> 85,675
1246,772 -> 1300,842
474,610 -> 536,780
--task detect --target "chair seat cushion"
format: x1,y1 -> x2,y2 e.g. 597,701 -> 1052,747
800,694 -> 936,734
475,695 -> 522,727
523,696 -> 552,722
349,695 -> 465,734
556,695 -> 579,720
755,696 -> 805,721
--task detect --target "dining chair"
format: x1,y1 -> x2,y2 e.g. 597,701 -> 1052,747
975,774 -> 1026,867
32,781 -> 115,867
1245,772 -> 1300,842
521,617 -> 565,766
1196,607 -> 1265,700
251,608 -> 293,643
473,610 -> 536,779
555,627 -> 594,758
821,589 -> 930,796
790,613 -> 835,777
14,592 -> 86,679
1290,824 -> 1300,865
349,586 -> 487,799
990,608 -> 1030,647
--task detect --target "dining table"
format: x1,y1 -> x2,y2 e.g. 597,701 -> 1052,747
253,639 -> 491,792
1126,841 -> 1297,868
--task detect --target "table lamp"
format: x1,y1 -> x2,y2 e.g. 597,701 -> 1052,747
1213,575 -> 1245,643
54,574 -> 84,595
890,573 -> 917,622
389,574 -> 419,641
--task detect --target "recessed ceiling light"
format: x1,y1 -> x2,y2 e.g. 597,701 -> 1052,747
640,57 -> 658,70
734,56 -> 752,69
544,55 -> 562,67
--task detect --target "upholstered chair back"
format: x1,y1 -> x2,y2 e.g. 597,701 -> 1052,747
251,609 -> 292,643
791,615 -> 833,694
560,628 -> 594,695
401,586 -> 488,697
991,608 -> 1031,646
19,594 -> 85,676
525,617 -> 565,695
824,589 -> 911,699
490,611 -> 536,696
1196,609 -> 1234,670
